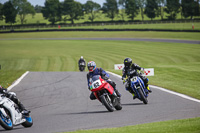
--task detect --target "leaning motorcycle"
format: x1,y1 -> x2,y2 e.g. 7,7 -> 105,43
124,75 -> 149,104
0,94 -> 33,130
79,62 -> 86,72
89,75 -> 122,112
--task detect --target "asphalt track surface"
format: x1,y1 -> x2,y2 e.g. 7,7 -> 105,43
1,72 -> 200,133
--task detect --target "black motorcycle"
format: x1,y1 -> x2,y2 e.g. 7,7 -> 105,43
79,62 -> 86,72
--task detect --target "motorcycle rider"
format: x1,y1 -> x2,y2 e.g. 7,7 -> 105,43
122,58 -> 152,99
78,56 -> 86,67
87,61 -> 121,100
0,85 -> 30,115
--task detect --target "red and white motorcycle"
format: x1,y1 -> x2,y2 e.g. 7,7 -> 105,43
89,75 -> 122,112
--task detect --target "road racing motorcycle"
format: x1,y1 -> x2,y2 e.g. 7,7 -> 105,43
124,75 -> 149,104
79,62 -> 86,72
0,93 -> 33,130
89,75 -> 122,112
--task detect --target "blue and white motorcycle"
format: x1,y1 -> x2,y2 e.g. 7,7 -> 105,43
0,93 -> 33,130
124,75 -> 149,104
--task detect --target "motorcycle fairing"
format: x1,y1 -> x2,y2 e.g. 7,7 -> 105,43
0,96 -> 26,125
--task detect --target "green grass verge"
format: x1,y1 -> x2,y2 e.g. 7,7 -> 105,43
0,36 -> 199,99
0,32 -> 199,133
63,117 -> 200,133
0,31 -> 200,40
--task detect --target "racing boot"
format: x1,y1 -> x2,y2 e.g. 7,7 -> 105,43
128,89 -> 137,100
115,89 -> 121,97
90,92 -> 97,100
146,84 -> 152,93
143,77 -> 152,93
21,109 -> 31,116
132,92 -> 137,100
18,102 -> 30,115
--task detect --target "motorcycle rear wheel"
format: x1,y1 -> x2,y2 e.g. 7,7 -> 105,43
100,95 -> 114,112
22,116 -> 33,128
79,66 -> 85,72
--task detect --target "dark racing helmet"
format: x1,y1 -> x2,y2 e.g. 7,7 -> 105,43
87,61 -> 96,72
124,58 -> 132,69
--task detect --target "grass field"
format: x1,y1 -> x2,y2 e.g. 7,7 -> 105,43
64,117 -> 200,133
0,31 -> 200,40
0,32 -> 200,99
0,31 -> 200,133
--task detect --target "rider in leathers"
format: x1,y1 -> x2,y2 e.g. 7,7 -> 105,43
78,56 -> 86,67
122,58 -> 152,99
87,61 -> 121,100
0,85 -> 30,115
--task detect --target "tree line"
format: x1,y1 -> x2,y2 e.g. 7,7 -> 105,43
0,0 -> 200,25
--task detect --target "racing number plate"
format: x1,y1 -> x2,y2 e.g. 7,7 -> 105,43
92,79 -> 102,89
131,77 -> 138,82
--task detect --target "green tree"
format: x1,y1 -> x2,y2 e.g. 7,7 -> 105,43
35,5 -> 42,13
125,0 -> 139,21
0,3 -> 3,20
137,0 -> 146,21
84,0 -> 101,22
10,0 -> 35,24
145,0 -> 158,20
2,1 -> 17,24
165,0 -> 180,20
182,0 -> 200,19
118,0 -> 126,21
63,0 -> 83,24
102,0 -> 118,21
157,0 -> 165,20
42,0 -> 62,24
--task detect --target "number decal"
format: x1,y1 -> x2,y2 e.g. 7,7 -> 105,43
94,82 -> 100,88
92,80 -> 102,89
131,77 -> 137,82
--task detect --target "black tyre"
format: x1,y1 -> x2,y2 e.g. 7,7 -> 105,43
114,98 -> 122,110
79,66 -> 85,72
0,109 -> 13,130
100,95 -> 114,112
22,116 -> 33,128
138,88 -> 148,104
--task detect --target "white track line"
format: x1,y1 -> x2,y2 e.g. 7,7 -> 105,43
107,71 -> 200,103
7,71 -> 29,91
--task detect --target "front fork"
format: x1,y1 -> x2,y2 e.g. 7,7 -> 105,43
0,107 -> 9,119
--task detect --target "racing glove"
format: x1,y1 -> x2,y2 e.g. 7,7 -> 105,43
122,77 -> 127,84
140,68 -> 145,74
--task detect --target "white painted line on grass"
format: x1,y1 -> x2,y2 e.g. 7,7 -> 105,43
107,71 -> 200,103
7,71 -> 29,91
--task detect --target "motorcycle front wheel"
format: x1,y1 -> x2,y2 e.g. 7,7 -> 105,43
138,88 -> 148,104
100,95 -> 114,112
79,66 -> 85,72
0,109 -> 13,130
